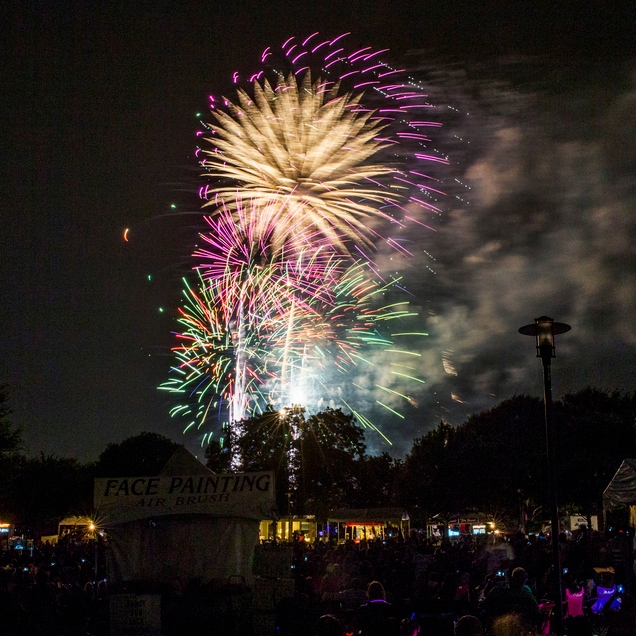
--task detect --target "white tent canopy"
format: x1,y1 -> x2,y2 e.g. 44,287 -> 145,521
603,458 -> 636,529
95,447 -> 278,585
603,459 -> 636,508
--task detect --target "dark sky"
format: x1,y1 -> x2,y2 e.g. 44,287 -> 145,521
1,1 -> 635,462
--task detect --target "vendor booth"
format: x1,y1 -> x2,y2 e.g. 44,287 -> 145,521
259,515 -> 316,543
95,447 -> 278,585
603,458 -> 636,530
326,508 -> 408,542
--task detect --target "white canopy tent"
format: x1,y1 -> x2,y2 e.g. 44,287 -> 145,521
95,447 -> 278,585
603,458 -> 636,529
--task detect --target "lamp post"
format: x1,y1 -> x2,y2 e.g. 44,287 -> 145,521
519,316 -> 570,636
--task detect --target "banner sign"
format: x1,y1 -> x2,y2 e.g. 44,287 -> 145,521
94,472 -> 277,524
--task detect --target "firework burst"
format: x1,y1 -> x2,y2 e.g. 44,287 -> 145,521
201,72 -> 398,254
162,33 -> 442,451
198,32 -> 448,256
160,256 -> 425,447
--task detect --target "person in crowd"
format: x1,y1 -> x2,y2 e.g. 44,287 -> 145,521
564,580 -> 585,618
604,592 -> 636,636
355,580 -> 399,636
454,614 -> 483,636
315,613 -> 345,636
485,536 -> 515,576
321,562 -> 342,599
490,613 -> 526,636
482,567 -> 543,633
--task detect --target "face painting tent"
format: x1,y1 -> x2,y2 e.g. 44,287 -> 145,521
603,458 -> 636,529
94,447 -> 278,585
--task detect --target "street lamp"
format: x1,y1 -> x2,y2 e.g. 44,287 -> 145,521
519,316 -> 570,636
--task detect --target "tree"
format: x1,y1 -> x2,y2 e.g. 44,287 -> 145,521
556,388 -> 636,525
401,398 -> 548,531
234,407 -> 367,517
298,408 -> 366,518
0,385 -> 24,521
0,384 -> 23,455
10,454 -> 93,536
351,452 -> 403,508
94,432 -> 182,477
451,395 -> 546,521
399,390 -> 636,533
401,420 -> 456,517
204,438 -> 232,473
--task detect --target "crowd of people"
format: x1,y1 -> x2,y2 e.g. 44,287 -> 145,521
0,526 -> 635,635
0,537 -> 107,635
284,527 -> 636,635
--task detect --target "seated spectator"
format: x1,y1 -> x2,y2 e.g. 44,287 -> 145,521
485,537 -> 515,576
355,581 -> 399,636
605,592 -> 636,636
315,614 -> 344,636
482,567 -> 542,633
491,613 -> 525,636
565,581 -> 585,618
321,563 -> 342,601
455,614 -> 483,636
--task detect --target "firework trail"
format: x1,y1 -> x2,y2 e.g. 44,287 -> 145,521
160,255 -> 425,448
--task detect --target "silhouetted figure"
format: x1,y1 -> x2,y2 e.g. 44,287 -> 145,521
482,567 -> 542,633
315,613 -> 344,636
605,592 -> 636,636
355,581 -> 399,636
455,614 -> 483,635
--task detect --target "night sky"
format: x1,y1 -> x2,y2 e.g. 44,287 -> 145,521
2,1 -> 635,462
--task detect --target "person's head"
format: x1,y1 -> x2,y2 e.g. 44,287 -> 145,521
567,580 -> 583,594
510,567 -> 528,589
316,614 -> 343,636
455,614 -> 483,636
367,580 -> 385,601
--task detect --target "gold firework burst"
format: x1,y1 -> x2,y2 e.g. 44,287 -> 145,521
201,71 -> 400,254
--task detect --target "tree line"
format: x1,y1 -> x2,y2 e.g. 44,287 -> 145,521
0,384 -> 634,536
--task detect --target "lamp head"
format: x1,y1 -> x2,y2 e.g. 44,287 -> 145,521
519,316 -> 571,360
